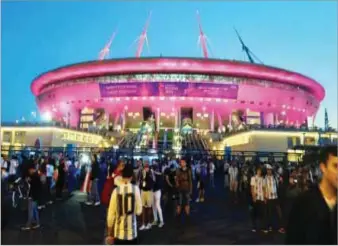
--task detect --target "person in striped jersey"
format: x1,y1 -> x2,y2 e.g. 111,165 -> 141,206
106,165 -> 143,245
264,164 -> 285,234
250,166 -> 267,233
229,162 -> 239,203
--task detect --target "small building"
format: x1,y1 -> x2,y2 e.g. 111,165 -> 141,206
0,125 -> 104,156
211,129 -> 337,162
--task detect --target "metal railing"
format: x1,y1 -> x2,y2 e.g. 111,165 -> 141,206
1,144 -> 293,162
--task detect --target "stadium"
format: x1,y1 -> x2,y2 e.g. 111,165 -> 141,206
28,12 -> 328,154
31,56 -> 325,130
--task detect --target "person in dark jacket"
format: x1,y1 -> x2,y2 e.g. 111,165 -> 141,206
55,158 -> 66,200
176,159 -> 192,216
285,145 -> 337,245
21,165 -> 42,230
86,154 -> 101,206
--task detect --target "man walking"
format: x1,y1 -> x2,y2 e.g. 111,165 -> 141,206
106,165 -> 142,245
286,146 -> 337,244
264,164 -> 285,233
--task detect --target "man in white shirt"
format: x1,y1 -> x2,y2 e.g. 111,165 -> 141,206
46,159 -> 54,204
9,156 -> 19,181
228,162 -> 239,202
250,166 -> 267,233
106,165 -> 142,245
223,161 -> 230,188
264,164 -> 285,234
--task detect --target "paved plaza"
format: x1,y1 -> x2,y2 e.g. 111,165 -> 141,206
1,176 -> 285,245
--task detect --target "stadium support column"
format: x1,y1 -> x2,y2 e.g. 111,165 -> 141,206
113,112 -> 120,131
262,112 -> 274,126
122,110 -> 126,130
260,112 -> 264,125
217,113 -> 222,132
210,110 -> 215,132
69,110 -> 80,128
273,113 -> 279,125
156,108 -> 160,131
174,109 -> 178,129
178,109 -> 181,128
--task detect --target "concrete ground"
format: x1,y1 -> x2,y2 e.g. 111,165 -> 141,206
1,175 -> 285,245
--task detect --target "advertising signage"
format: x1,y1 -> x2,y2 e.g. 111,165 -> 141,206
99,82 -> 238,99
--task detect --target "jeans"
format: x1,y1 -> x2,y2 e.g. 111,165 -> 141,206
56,177 -> 65,198
252,201 -> 267,230
26,199 -> 40,226
209,173 -> 215,187
224,174 -> 229,188
88,178 -> 100,203
46,177 -> 53,202
152,190 -> 163,223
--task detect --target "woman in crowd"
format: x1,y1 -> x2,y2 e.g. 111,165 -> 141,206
152,164 -> 164,227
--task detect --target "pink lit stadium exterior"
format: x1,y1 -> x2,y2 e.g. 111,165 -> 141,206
31,57 -> 325,131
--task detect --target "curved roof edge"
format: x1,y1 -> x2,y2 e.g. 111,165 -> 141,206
30,57 -> 325,101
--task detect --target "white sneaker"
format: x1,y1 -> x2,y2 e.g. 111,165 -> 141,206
94,201 -> 101,206
85,201 -> 93,206
158,222 -> 164,228
195,199 -> 200,203
152,220 -> 158,226
146,223 -> 152,230
139,225 -> 146,231
48,201 -> 53,205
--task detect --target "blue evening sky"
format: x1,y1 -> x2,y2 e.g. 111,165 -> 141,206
1,1 -> 337,128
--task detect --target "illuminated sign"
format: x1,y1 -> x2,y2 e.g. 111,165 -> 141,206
99,82 -> 238,99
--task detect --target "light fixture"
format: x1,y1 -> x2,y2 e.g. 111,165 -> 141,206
42,111 -> 52,122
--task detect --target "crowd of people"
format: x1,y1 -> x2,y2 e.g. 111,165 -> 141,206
1,145 -> 337,245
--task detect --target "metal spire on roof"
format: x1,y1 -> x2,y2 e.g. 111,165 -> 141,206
135,11 -> 152,57
234,27 -> 263,64
98,27 -> 118,60
196,10 -> 209,58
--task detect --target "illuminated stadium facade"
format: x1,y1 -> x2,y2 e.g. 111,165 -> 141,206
30,12 -> 325,136
31,57 -> 324,131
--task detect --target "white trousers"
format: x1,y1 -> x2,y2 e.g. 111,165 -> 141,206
152,190 -> 164,223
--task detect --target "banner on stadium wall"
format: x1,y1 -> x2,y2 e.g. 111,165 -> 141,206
99,82 -> 238,99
